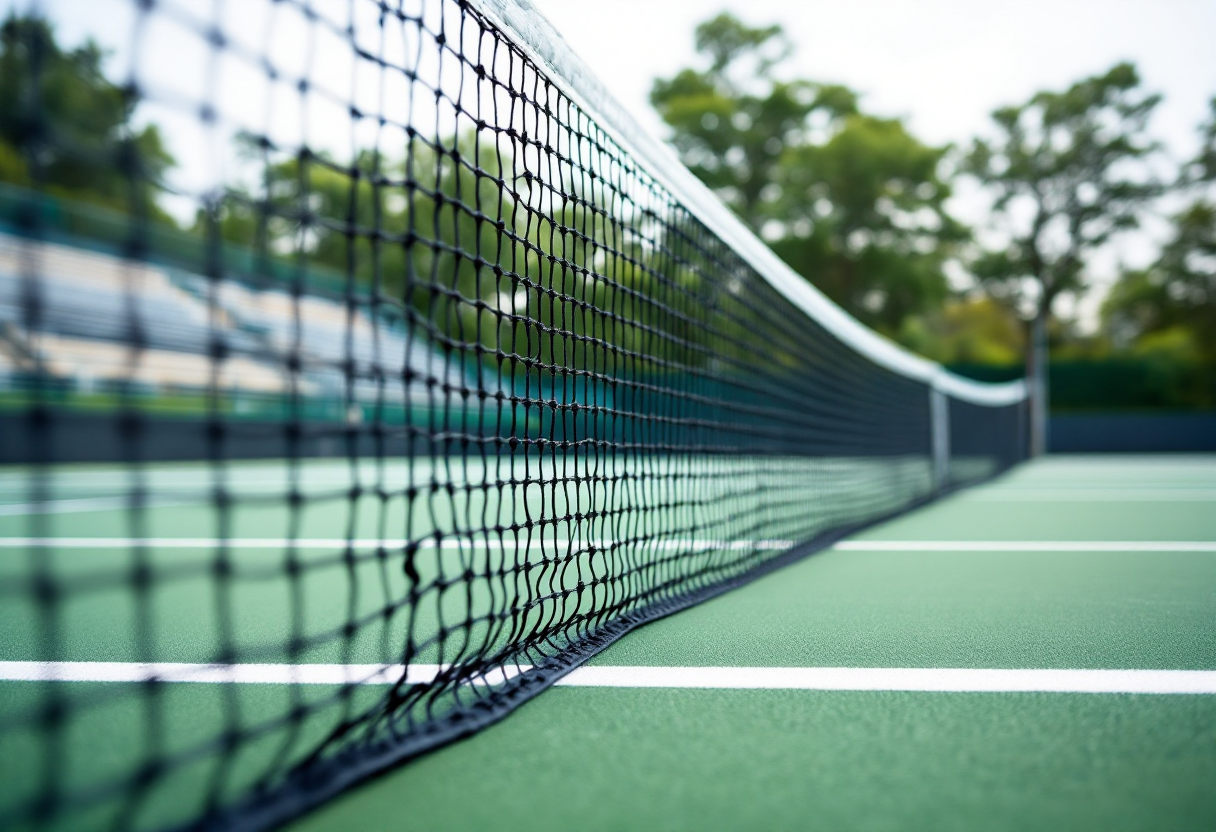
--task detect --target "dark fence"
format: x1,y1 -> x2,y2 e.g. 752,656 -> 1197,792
949,360 -> 1216,453
948,359 -> 1216,412
0,410 -> 424,463
1049,412 -> 1216,453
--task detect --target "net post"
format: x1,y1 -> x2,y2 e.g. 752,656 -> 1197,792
1028,312 -> 1050,456
930,379 -> 950,494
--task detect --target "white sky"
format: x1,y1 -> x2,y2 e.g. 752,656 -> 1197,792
530,0 -> 1216,323
531,0 -> 1216,165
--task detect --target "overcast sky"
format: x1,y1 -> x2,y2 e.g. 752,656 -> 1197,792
530,0 -> 1216,319
530,0 -> 1215,170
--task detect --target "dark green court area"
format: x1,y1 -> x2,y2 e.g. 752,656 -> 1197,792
1,455 -> 1214,831
292,455 -> 1216,832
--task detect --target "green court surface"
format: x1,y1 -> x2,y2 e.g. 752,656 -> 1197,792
1,455 -> 1214,831
290,455 -> 1216,832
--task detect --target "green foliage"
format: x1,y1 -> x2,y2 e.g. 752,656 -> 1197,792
965,63 -> 1162,323
197,131 -> 747,379
947,358 -> 1216,411
650,15 -> 852,231
1182,96 -> 1216,186
0,13 -> 174,221
11,5 -> 1210,402
197,134 -> 519,335
772,114 -> 965,334
0,9 -> 761,385
0,138 -> 29,186
1047,359 -> 1216,411
1103,100 -> 1216,360
902,296 -> 1024,365
651,13 -> 963,338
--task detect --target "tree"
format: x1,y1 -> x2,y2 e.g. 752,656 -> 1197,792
199,132 -> 538,360
773,114 -> 966,336
1103,98 -> 1216,361
965,62 -> 1162,454
650,13 -> 965,339
901,295 -> 1025,365
0,13 -> 174,220
200,131 -> 727,376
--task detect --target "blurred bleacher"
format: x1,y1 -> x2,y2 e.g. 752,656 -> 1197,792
0,232 -> 467,410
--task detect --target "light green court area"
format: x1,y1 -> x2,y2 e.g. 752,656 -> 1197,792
292,456 -> 1216,832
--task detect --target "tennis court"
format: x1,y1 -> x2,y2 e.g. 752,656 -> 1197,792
2,454 -> 1213,830
282,454 -> 1215,831
1,0 -> 1213,829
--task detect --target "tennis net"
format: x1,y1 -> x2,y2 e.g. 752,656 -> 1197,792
0,0 -> 1026,829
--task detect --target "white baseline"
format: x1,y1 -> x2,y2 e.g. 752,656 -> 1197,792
834,541 -> 1216,552
0,662 -> 1212,695
0,537 -> 794,551
963,489 -> 1216,502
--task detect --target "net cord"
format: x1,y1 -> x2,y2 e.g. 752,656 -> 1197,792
464,0 -> 1026,408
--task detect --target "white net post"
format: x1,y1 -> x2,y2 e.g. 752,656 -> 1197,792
930,383 -> 951,492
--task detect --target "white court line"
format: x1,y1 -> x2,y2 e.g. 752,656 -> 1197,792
834,541 -> 1216,552
0,497 -> 198,516
3,539 -> 1213,553
0,661 -> 518,687
965,489 -> 1216,501
0,661 -> 1212,694
558,666 -> 1216,694
0,497 -> 193,516
0,537 -> 796,551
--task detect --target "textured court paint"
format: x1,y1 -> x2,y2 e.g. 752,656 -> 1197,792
289,688 -> 1216,832
0,680 -> 391,830
880,456 -> 1216,540
3,456 -> 1214,830
585,549 -> 1216,670
278,456 -> 1216,832
852,497 -> 1216,540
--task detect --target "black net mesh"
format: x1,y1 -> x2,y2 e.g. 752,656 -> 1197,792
0,1 -> 1025,829
949,397 -> 1025,485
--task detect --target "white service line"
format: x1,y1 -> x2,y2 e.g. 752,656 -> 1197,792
833,541 -> 1216,552
557,666 -> 1216,694
0,661 -> 1212,694
965,489 -> 1216,501
3,538 -> 1213,553
0,497 -> 193,516
0,537 -> 795,551
0,661 -> 520,687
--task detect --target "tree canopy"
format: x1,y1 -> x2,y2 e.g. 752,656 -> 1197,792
651,13 -> 966,339
1103,99 -> 1216,360
964,63 -> 1162,324
2,8 -> 1213,381
0,13 -> 173,219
